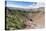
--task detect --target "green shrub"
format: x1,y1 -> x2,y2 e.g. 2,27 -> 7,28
6,10 -> 30,30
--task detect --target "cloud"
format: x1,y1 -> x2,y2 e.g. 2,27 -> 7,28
7,4 -> 26,8
27,2 -> 44,8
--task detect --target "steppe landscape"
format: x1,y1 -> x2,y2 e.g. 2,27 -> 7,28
5,1 -> 45,30
5,7 -> 45,30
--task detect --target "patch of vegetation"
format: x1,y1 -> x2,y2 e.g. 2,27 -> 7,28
5,9 -> 30,30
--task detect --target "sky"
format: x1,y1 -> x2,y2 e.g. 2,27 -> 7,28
6,1 -> 44,8
6,1 -> 37,7
5,0 -> 39,2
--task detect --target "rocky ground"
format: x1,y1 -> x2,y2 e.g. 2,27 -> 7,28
24,11 -> 44,29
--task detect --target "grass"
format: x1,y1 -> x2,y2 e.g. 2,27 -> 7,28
5,10 -> 30,30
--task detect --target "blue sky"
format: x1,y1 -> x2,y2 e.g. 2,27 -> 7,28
6,0 -> 39,2
6,1 -> 44,8
5,0 -> 39,2
6,1 -> 37,7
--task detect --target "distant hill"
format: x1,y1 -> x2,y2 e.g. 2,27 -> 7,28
5,7 -> 44,12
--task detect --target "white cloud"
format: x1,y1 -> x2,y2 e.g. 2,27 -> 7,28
27,2 -> 44,8
7,4 -> 26,8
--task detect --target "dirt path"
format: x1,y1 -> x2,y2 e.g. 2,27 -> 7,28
24,12 -> 44,29
32,12 -> 44,28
